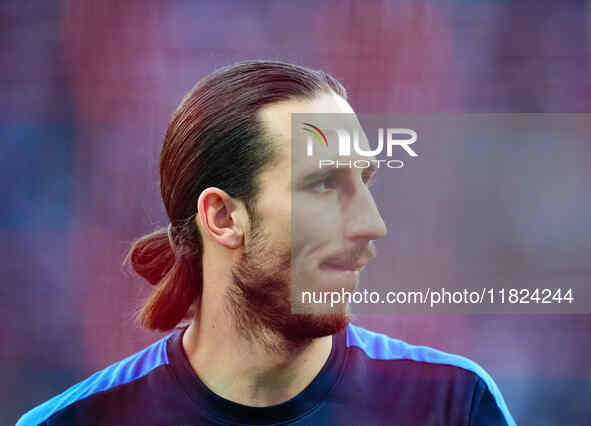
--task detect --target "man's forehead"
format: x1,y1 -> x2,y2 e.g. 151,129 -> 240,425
256,93 -> 381,189
257,92 -> 355,150
258,93 -> 359,176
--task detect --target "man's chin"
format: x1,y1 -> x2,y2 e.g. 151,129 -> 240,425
281,312 -> 351,341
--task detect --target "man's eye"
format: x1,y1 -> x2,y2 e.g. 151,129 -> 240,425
311,176 -> 337,193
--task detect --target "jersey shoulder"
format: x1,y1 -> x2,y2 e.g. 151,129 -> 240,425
16,333 -> 171,426
346,323 -> 516,426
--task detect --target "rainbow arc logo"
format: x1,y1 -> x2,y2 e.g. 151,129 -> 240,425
302,122 -> 328,147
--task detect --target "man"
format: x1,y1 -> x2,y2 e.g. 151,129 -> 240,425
17,61 -> 515,425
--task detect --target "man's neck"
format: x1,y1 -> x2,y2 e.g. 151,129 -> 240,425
181,315 -> 333,407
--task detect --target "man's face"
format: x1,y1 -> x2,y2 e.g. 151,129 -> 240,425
229,91 -> 387,345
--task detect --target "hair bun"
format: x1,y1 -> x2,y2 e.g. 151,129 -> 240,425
127,228 -> 175,286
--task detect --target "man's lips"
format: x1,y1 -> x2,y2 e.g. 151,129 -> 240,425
320,262 -> 365,272
320,244 -> 376,273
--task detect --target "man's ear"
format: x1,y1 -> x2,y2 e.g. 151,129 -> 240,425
197,188 -> 245,249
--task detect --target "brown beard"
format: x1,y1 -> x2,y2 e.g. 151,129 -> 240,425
227,221 -> 350,354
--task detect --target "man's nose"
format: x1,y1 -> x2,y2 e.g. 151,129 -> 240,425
345,185 -> 388,242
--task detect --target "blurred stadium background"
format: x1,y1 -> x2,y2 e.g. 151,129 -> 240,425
2,0 -> 590,424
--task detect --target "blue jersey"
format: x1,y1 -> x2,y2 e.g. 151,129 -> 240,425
17,324 -> 515,425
